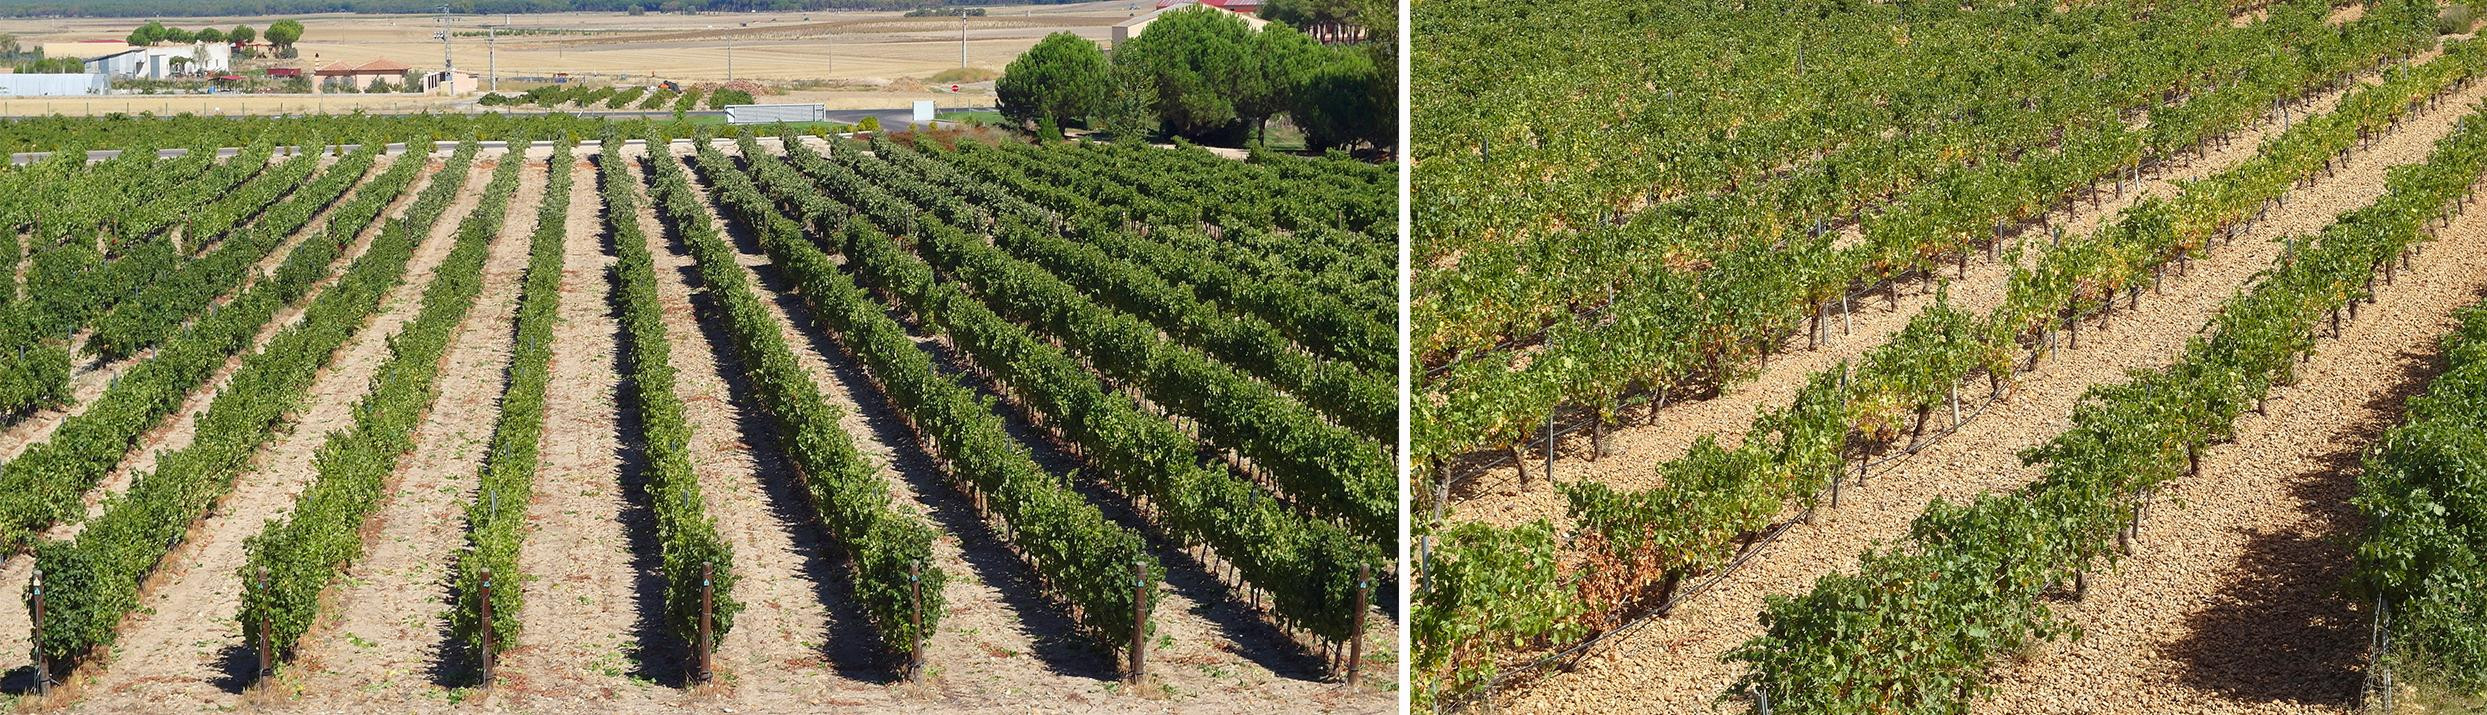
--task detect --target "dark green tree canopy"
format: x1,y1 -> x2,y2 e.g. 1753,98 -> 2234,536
265,19 -> 304,49
1110,7 -> 1256,139
997,32 -> 1110,130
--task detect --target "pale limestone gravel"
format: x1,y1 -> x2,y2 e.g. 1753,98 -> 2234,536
274,149 -> 541,701
1977,148 -> 2487,715
1473,61 -> 2487,715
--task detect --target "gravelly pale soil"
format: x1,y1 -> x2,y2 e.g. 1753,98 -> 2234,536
1978,143 -> 2487,715
268,149 -> 539,703
1447,45 -> 2400,527
1468,57 -> 2487,715
478,147 -> 640,708
61,154 -> 493,713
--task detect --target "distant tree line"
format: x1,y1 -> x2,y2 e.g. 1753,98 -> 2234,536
0,0 -> 1080,17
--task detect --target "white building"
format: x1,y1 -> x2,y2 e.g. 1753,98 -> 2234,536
82,42 -> 233,80
418,69 -> 476,96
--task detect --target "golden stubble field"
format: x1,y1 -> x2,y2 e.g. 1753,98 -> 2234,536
0,1 -> 1158,115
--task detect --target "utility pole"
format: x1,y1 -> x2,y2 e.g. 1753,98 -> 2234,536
959,11 -> 968,68
436,5 -> 453,73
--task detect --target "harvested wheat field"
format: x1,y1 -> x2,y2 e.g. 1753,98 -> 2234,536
1412,0 -> 2487,712
0,2 -> 1171,114
0,112 -> 1396,713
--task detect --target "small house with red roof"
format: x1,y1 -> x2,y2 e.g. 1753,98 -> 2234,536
313,57 -> 411,91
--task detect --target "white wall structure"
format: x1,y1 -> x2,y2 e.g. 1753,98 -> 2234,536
0,74 -> 110,96
725,103 -> 827,125
913,100 -> 935,123
81,43 -> 233,80
419,70 -> 476,96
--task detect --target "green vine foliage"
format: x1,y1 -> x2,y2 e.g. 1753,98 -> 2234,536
1415,0 -> 2445,478
2354,259 -> 2487,689
1413,35 -> 2487,709
447,138 -> 578,658
0,141 -> 413,555
1734,91 -> 2487,714
714,134 -> 1376,643
34,141 -> 477,666
656,133 -> 1159,651
600,141 -> 751,655
661,141 -> 950,662
241,139 -> 520,661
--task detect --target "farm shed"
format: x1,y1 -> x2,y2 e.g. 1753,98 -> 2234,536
0,73 -> 110,96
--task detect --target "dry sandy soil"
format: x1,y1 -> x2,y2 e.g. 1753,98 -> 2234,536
0,138 -> 1393,714
0,1 -> 1165,114
1445,35 -> 2487,715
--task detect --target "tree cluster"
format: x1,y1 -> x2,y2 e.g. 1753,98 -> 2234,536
997,8 -> 1391,151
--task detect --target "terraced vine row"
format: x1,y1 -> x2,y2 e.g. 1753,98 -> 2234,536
33,141 -> 479,668
1414,0 -> 2441,478
236,139 -> 521,663
1734,94 -> 2487,715
447,141 -> 577,661
1412,34 -> 2487,708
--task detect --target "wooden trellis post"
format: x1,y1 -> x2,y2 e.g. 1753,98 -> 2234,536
30,568 -> 47,696
698,562 -> 715,684
1127,559 -> 1149,685
480,567 -> 495,686
1346,563 -> 1370,691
